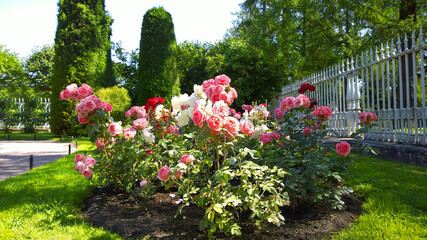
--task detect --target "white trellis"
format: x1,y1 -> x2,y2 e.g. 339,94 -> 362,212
276,27 -> 427,146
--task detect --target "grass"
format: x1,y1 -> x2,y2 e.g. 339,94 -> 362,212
0,138 -> 121,240
0,131 -> 74,142
0,139 -> 426,239
331,155 -> 427,239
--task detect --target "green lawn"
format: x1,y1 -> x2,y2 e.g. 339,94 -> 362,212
0,140 -> 426,239
331,155 -> 427,239
0,138 -> 120,240
1,131 -> 74,142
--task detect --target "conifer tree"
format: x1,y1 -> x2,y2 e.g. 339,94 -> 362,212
50,0 -> 112,134
138,7 -> 180,105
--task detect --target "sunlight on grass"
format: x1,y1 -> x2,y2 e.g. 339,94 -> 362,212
331,156 -> 427,239
0,131 -> 74,142
0,138 -> 120,240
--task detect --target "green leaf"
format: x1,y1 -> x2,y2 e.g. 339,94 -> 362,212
213,204 -> 223,213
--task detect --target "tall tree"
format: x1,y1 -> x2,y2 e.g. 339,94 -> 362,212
138,7 -> 180,105
50,0 -> 112,134
25,45 -> 54,93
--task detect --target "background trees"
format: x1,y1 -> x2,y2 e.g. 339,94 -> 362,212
137,7 -> 180,105
230,0 -> 426,82
50,0 -> 113,135
25,45 -> 54,93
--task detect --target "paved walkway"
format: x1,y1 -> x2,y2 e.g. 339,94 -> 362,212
0,140 -> 77,182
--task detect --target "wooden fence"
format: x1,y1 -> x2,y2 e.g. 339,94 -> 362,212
276,27 -> 426,146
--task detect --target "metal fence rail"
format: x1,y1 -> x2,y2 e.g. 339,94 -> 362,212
0,98 -> 51,130
277,27 -> 426,146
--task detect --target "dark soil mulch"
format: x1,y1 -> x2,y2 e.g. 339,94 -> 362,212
79,186 -> 363,239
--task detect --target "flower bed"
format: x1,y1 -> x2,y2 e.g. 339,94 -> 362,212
61,76 -> 376,238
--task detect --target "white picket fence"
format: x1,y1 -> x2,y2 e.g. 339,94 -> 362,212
276,27 -> 427,146
0,98 -> 51,129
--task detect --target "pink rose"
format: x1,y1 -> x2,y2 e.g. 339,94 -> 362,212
77,86 -> 90,99
77,114 -> 90,124
175,171 -> 182,179
207,115 -> 223,132
359,111 -> 377,125
74,154 -> 85,164
82,167 -> 93,178
125,110 -> 132,117
202,78 -> 215,90
140,180 -> 148,187
336,141 -> 351,156
123,127 -> 137,140
192,109 -> 207,128
108,122 -> 123,136
94,99 -> 105,110
69,90 -> 80,101
84,155 -> 96,168
132,118 -> 148,130
259,133 -> 272,145
81,83 -> 93,95
96,138 -> 105,148
281,97 -> 295,111
60,90 -> 70,100
180,154 -> 195,164
74,161 -> 85,172
274,107 -> 285,119
272,132 -> 281,140
158,166 -> 170,182
212,101 -> 230,118
312,106 -> 333,122
296,94 -> 311,108
104,103 -> 113,112
240,120 -> 255,136
223,117 -> 240,138
293,98 -> 303,109
228,87 -> 238,99
84,100 -> 97,112
242,104 -> 253,112
214,74 -> 231,86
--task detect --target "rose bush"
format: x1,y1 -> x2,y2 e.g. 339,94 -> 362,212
61,77 -> 376,238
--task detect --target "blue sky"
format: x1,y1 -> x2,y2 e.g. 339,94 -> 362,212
0,0 -> 243,59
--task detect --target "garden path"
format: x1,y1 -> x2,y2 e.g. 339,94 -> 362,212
0,140 -> 76,182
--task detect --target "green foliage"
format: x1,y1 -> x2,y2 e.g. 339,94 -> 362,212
95,86 -> 131,121
111,42 -> 139,105
206,38 -> 286,110
0,45 -> 25,89
177,41 -> 209,95
50,0 -> 113,135
231,0 -> 427,81
0,90 -> 17,133
138,7 -> 180,105
15,94 -> 49,133
24,45 -> 54,93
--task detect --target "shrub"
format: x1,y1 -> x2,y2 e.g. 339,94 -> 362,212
138,7 -> 180,105
60,79 -> 375,239
95,86 -> 131,121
